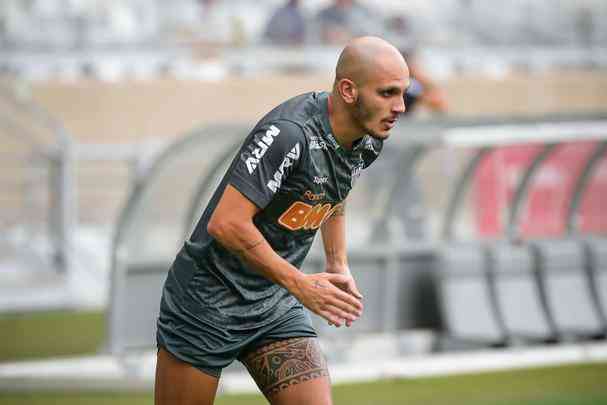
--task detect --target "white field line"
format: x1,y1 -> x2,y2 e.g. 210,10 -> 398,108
1,342 -> 606,394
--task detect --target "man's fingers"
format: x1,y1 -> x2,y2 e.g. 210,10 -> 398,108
326,273 -> 350,285
325,301 -> 358,321
331,286 -> 363,313
349,285 -> 363,300
328,319 -> 352,327
314,275 -> 363,312
318,309 -> 342,327
320,305 -> 357,327
326,306 -> 355,328
326,295 -> 361,319
326,273 -> 364,300
344,279 -> 363,299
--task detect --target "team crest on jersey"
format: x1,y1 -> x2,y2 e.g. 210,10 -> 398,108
244,125 -> 281,174
267,143 -> 301,193
309,136 -> 327,150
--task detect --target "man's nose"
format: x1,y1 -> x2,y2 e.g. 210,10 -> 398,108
393,96 -> 406,114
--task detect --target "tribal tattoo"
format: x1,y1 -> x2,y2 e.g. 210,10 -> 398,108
241,338 -> 329,397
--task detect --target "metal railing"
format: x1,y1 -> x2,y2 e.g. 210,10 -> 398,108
0,81 -> 74,273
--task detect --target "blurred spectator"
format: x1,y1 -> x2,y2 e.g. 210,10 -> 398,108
197,0 -> 256,47
263,0 -> 305,46
312,0 -> 384,45
403,57 -> 449,116
389,15 -> 448,115
576,6 -> 595,46
198,0 -> 233,45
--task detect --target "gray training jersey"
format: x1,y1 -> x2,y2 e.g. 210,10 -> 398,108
162,91 -> 383,330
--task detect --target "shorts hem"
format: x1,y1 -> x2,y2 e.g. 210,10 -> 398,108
237,332 -> 318,362
157,340 -> 222,379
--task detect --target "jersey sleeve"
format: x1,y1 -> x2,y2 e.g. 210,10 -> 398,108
229,120 -> 306,209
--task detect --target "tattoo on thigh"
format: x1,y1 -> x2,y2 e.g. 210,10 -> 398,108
242,338 -> 329,397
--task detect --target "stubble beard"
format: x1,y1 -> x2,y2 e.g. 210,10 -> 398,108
354,95 -> 388,141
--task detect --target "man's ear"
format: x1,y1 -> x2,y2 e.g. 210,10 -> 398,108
338,78 -> 357,105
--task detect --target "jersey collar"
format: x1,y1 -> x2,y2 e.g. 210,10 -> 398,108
319,92 -> 339,150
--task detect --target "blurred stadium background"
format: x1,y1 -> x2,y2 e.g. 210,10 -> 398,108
1,0 -> 607,404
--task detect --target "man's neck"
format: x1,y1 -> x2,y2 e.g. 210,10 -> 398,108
327,93 -> 364,151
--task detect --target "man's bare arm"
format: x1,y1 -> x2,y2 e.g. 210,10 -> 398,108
320,201 -> 348,273
320,201 -> 362,296
207,185 -> 362,326
320,201 -> 363,327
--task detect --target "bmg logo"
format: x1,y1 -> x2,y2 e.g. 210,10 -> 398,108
278,201 -> 343,231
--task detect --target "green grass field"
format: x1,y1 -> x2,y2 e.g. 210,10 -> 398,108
1,311 -> 606,405
0,310 -> 105,361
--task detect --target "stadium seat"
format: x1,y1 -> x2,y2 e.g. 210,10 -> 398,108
582,237 -> 607,334
490,242 -> 558,342
437,243 -> 507,345
530,239 -> 605,339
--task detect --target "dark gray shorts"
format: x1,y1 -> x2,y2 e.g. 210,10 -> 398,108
157,296 -> 317,378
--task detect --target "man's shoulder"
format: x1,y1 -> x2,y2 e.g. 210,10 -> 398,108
257,91 -> 328,135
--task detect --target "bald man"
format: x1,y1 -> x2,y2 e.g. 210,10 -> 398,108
155,36 -> 410,405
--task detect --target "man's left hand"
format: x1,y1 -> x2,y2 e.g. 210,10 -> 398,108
325,265 -> 363,327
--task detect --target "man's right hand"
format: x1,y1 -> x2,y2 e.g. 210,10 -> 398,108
291,272 -> 363,327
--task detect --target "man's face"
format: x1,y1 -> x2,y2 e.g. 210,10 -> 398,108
351,63 -> 409,140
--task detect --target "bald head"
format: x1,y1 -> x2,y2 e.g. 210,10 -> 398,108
334,36 -> 407,87
329,36 -> 409,144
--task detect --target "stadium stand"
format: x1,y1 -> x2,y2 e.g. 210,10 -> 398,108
1,0 -> 607,81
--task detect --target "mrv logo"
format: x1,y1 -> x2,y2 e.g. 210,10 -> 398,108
245,125 -> 281,174
278,201 -> 344,231
267,143 -> 301,193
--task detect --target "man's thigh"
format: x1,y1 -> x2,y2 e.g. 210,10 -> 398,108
241,337 -> 332,405
155,347 -> 220,405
